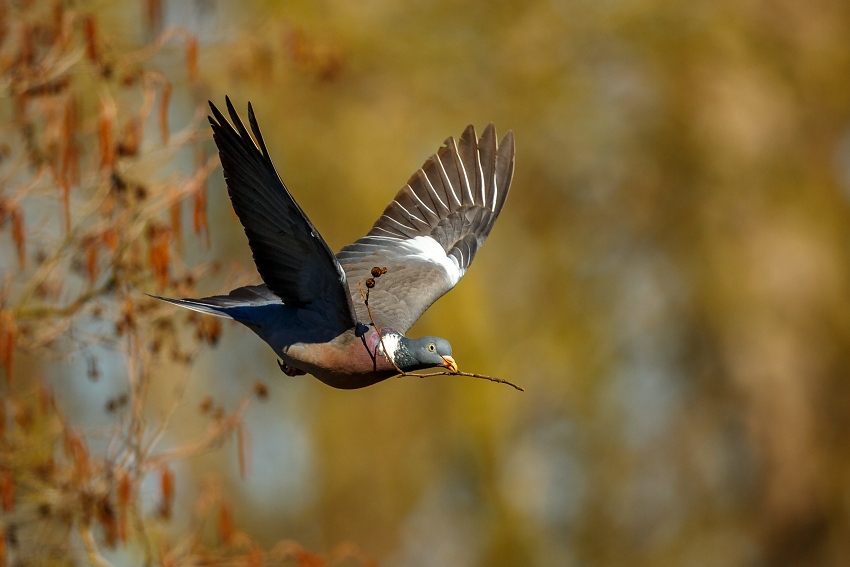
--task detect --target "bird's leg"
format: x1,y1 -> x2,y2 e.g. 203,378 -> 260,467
277,360 -> 306,376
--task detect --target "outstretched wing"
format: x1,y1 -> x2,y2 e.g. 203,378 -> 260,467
208,98 -> 356,332
337,124 -> 515,333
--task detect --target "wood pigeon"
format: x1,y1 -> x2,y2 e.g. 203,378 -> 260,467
153,98 -> 514,389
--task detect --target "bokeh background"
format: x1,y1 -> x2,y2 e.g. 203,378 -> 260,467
8,0 -> 850,565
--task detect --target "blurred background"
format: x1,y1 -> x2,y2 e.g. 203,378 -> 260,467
5,0 -> 850,565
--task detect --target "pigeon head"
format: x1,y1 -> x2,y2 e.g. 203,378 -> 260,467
380,332 -> 457,373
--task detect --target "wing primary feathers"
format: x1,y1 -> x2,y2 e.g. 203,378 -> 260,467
495,130 -> 515,215
247,101 -> 272,160
408,186 -> 438,218
206,98 -> 356,331
340,123 -> 515,332
478,124 -> 498,211
436,153 -> 463,208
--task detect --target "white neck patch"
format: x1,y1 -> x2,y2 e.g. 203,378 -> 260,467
377,331 -> 402,363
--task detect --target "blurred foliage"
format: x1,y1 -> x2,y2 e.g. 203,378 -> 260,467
3,0 -> 850,566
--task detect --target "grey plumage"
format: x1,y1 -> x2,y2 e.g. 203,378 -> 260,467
152,98 -> 514,389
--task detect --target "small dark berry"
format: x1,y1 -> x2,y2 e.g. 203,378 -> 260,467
371,267 -> 382,277
365,278 -> 375,288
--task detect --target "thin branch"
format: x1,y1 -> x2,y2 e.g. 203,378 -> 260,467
79,524 -> 115,567
392,369 -> 525,391
143,397 -> 252,468
14,277 -> 115,320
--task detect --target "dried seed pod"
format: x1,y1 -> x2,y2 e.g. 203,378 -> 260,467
370,266 -> 382,278
117,117 -> 141,157
83,236 -> 98,285
98,99 -> 115,169
0,311 -> 16,384
195,315 -> 222,345
159,466 -> 175,519
0,469 -> 14,512
365,278 -> 375,288
10,206 -> 24,270
170,200 -> 182,253
82,14 -> 98,63
117,472 -> 132,507
147,223 -> 171,287
102,227 -> 119,252
159,81 -> 171,145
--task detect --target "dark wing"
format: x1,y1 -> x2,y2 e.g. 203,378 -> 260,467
208,98 -> 356,332
336,124 -> 515,333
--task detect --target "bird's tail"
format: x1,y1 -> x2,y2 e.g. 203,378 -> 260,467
147,284 -> 282,321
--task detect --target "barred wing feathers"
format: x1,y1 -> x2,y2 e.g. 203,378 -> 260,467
337,124 -> 515,333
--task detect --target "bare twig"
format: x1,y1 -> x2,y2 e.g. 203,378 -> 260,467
392,369 -> 524,391
79,524 -> 115,567
144,397 -> 253,468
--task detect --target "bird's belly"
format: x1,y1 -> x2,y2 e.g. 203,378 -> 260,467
279,338 -> 397,390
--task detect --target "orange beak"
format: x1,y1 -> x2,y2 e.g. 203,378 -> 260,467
440,355 -> 459,373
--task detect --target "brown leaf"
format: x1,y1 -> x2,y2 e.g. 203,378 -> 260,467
10,206 -> 24,269
159,81 -> 171,145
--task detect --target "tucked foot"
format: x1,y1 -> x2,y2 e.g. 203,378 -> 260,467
277,360 -> 306,376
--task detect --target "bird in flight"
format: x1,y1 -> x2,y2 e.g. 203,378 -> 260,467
154,98 -> 514,389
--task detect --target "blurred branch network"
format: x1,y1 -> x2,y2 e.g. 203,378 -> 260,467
0,1 -> 367,565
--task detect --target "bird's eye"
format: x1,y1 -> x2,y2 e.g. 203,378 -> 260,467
428,343 -> 436,352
